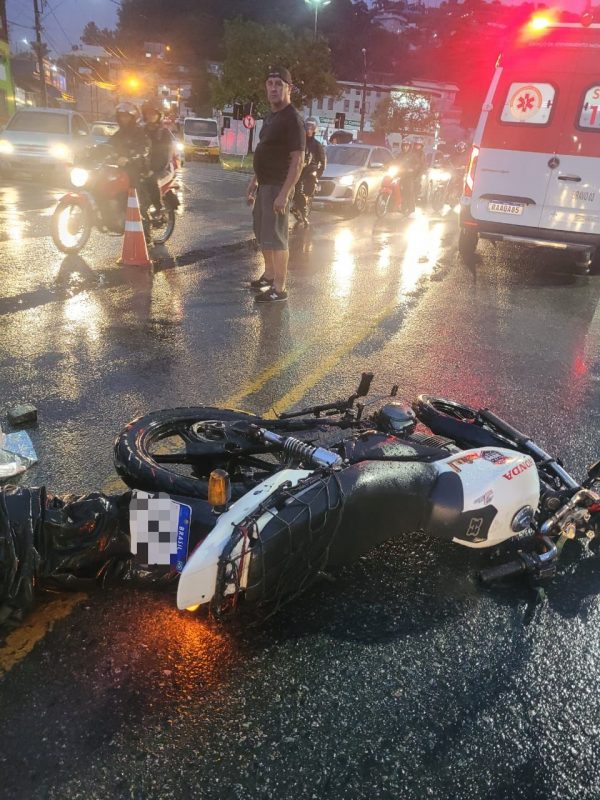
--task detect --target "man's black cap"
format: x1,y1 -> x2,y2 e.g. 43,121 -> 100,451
266,66 -> 292,85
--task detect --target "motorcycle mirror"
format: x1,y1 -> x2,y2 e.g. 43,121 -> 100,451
356,372 -> 374,397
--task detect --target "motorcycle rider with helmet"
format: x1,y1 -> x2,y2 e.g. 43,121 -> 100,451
292,117 -> 326,226
109,102 -> 150,207
140,99 -> 176,222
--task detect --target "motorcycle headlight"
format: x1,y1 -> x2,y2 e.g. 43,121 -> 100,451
176,142 -> 184,152
49,143 -> 72,161
387,166 -> 399,178
0,139 -> 14,155
339,175 -> 355,187
70,167 -> 90,188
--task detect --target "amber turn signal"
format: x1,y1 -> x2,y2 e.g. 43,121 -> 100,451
208,469 -> 231,509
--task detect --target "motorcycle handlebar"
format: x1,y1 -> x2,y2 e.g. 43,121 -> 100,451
479,558 -> 527,585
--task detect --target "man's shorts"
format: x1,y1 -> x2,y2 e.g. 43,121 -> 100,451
253,184 -> 290,251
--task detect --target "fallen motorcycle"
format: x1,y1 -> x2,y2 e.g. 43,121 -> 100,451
3,374 -> 600,628
51,156 -> 179,255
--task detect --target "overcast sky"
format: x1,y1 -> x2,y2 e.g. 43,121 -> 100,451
5,0 -> 591,57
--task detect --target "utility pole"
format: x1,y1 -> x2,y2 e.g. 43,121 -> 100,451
359,48 -> 367,139
33,0 -> 48,107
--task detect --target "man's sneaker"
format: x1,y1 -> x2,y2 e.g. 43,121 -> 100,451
250,275 -> 274,289
255,289 -> 288,303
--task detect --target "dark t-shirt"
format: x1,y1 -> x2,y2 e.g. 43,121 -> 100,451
253,104 -> 306,186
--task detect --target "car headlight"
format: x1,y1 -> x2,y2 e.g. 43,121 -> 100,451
70,167 -> 90,188
387,166 -> 399,178
176,142 -> 184,152
339,175 -> 355,187
49,143 -> 72,161
0,139 -> 14,155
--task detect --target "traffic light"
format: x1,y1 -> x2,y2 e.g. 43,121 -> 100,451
334,112 -> 345,129
232,102 -> 243,121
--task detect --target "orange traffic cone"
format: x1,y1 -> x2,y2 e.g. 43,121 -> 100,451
117,188 -> 153,267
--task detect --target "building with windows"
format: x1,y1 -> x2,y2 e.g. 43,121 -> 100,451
0,0 -> 15,123
306,79 -> 459,143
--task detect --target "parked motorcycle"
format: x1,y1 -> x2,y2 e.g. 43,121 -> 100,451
51,156 -> 180,255
111,374 -> 600,616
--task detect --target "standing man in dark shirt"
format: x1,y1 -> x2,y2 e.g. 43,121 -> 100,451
247,66 -> 306,303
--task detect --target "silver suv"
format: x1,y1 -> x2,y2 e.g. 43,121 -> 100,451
0,108 -> 91,176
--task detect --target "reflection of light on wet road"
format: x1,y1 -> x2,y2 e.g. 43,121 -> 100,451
1,187 -> 26,243
330,228 -> 356,299
376,234 -> 392,274
398,212 -> 443,298
63,291 -> 100,341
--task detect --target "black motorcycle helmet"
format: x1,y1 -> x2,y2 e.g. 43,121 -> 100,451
141,99 -> 163,122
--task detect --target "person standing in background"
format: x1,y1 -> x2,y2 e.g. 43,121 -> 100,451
246,66 -> 305,303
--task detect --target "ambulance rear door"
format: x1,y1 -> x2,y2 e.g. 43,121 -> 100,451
471,71 -> 569,229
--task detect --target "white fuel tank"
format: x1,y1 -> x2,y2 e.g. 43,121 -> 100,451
428,447 -> 540,548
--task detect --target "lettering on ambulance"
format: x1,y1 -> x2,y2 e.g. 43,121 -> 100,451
503,457 -> 534,481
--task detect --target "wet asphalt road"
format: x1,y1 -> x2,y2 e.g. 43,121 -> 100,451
1,165 -> 600,799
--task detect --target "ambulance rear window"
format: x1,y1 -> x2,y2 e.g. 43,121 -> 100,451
578,86 -> 600,131
500,82 -> 555,126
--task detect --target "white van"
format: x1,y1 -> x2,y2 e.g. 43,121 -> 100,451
459,15 -> 600,266
182,117 -> 220,162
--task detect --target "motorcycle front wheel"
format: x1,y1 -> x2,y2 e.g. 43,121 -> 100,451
51,199 -> 93,254
375,193 -> 390,218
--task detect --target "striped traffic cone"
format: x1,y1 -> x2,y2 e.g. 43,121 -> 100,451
117,188 -> 153,267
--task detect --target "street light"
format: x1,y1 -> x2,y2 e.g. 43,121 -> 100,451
359,48 -> 367,138
305,0 -> 331,41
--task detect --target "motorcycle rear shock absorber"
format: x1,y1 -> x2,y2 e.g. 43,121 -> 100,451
251,426 -> 343,469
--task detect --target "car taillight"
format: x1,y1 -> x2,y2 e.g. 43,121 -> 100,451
464,145 -> 479,198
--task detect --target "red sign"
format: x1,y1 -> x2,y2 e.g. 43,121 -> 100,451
243,115 -> 256,130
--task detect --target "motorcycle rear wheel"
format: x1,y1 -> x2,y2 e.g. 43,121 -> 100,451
114,407 -> 279,499
51,200 -> 92,254
375,193 -> 390,218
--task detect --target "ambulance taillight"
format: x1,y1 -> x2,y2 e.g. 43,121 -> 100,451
464,146 -> 479,198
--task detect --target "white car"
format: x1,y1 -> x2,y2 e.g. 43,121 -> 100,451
314,144 -> 393,214
0,108 -> 91,176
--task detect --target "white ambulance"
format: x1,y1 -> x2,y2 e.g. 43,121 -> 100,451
460,14 -> 600,267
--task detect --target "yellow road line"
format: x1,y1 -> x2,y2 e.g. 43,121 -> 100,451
264,298 -> 401,417
221,333 -> 325,409
0,593 -> 86,677
3,291 -> 406,675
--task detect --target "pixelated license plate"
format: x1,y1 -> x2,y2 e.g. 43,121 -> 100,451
129,491 -> 192,573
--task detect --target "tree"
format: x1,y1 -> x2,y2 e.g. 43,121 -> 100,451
81,21 -> 117,48
371,93 -> 438,137
211,19 -> 339,117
